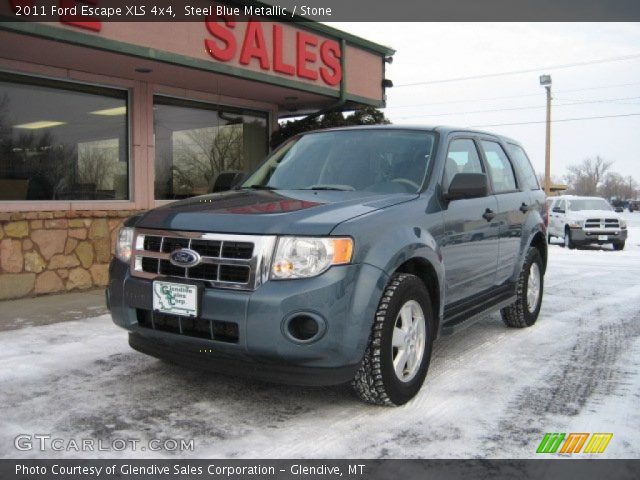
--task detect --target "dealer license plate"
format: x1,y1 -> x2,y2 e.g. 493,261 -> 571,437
152,281 -> 198,317
598,235 -> 608,241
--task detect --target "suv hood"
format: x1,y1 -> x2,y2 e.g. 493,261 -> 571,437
567,210 -> 623,221
135,189 -> 417,235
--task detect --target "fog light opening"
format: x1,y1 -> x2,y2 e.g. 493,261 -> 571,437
287,315 -> 321,342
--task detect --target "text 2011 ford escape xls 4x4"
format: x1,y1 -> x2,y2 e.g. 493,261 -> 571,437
108,126 -> 547,405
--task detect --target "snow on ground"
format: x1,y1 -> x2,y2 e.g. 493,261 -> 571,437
1,215 -> 640,459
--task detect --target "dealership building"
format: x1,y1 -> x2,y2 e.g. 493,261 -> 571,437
0,1 -> 393,299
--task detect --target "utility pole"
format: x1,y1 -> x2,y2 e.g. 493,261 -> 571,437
540,74 -> 552,196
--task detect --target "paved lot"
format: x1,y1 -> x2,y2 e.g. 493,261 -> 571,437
2,214 -> 640,459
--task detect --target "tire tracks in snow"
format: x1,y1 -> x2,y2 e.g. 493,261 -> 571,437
482,285 -> 640,457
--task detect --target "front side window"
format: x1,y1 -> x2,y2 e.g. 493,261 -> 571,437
444,139 -> 483,190
154,97 -> 268,200
242,129 -> 436,194
481,140 -> 517,193
0,74 -> 128,200
567,198 -> 612,211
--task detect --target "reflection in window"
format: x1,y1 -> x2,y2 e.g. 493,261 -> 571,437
154,97 -> 268,200
481,141 -> 517,193
0,74 -> 128,200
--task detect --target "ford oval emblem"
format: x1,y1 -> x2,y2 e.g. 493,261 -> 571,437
169,248 -> 201,268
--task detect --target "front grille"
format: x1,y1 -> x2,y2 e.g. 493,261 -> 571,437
131,229 -> 276,291
585,218 -> 620,229
137,310 -> 238,343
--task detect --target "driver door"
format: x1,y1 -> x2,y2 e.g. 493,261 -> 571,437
441,138 -> 500,305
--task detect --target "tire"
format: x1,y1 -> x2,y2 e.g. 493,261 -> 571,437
564,227 -> 575,249
547,233 -> 552,244
501,247 -> 544,328
352,273 -> 434,406
613,241 -> 625,251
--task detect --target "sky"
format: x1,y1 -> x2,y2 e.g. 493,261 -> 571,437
326,23 -> 640,181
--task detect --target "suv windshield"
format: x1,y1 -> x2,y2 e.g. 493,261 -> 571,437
567,198 -> 612,211
241,129 -> 436,194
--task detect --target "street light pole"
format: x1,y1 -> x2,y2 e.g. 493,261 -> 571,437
540,74 -> 552,196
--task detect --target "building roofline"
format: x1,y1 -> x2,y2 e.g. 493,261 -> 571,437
230,0 -> 396,56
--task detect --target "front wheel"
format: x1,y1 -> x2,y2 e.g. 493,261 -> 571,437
613,241 -> 625,251
501,247 -> 544,328
564,228 -> 575,249
352,273 -> 434,406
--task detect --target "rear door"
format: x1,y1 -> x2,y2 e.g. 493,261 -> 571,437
478,139 -> 526,286
549,198 -> 566,237
441,137 -> 499,305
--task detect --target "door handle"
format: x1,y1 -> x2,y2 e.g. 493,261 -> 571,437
482,208 -> 496,221
520,203 -> 530,213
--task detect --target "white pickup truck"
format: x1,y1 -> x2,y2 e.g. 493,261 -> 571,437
548,195 -> 627,250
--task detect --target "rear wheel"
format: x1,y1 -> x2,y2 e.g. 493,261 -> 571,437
352,273 -> 434,406
501,247 -> 544,328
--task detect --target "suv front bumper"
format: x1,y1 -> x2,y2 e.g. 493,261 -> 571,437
107,259 -> 387,386
569,227 -> 627,245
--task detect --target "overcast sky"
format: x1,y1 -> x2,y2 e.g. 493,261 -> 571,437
327,23 -> 640,181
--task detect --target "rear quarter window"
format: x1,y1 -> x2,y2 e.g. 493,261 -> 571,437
507,143 -> 540,190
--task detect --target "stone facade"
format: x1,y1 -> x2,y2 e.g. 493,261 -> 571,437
0,210 -> 144,301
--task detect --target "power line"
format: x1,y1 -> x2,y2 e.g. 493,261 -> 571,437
384,81 -> 640,109
468,112 -> 640,128
394,53 -> 640,88
394,96 -> 640,119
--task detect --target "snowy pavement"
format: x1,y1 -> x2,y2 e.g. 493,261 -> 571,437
2,215 -> 640,459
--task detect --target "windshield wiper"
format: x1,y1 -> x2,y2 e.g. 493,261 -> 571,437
238,184 -> 278,190
304,186 -> 353,191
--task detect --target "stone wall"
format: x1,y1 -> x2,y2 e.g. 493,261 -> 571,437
0,210 -> 144,301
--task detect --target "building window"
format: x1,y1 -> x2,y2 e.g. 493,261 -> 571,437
153,96 -> 268,200
0,73 -> 129,201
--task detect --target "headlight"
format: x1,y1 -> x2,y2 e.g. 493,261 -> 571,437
115,227 -> 134,263
271,236 -> 353,279
568,220 -> 583,228
620,219 -> 627,228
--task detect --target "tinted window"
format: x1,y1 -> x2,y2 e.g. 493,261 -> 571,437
242,130 -> 436,194
154,97 -> 267,200
481,141 -> 517,193
444,139 -> 483,190
0,74 -> 128,200
508,143 -> 539,190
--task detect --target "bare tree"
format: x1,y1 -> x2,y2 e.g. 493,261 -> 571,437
601,173 -> 638,200
565,156 -> 613,196
171,125 -> 244,195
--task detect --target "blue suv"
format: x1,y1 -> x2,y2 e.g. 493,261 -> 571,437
108,126 -> 547,405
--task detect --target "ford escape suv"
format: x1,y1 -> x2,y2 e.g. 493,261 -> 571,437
108,126 -> 547,405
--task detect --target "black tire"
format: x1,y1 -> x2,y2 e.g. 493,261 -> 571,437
547,233 -> 552,244
613,241 -> 625,251
501,247 -> 544,328
564,227 -> 575,249
352,273 -> 434,406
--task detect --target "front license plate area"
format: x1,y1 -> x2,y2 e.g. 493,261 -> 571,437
153,281 -> 200,317
598,235 -> 608,241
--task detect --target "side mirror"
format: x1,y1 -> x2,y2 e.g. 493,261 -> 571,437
444,173 -> 488,201
209,171 -> 245,193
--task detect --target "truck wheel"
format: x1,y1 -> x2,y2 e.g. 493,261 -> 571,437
352,273 -> 434,406
501,247 -> 544,328
564,227 -> 575,249
613,241 -> 625,251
